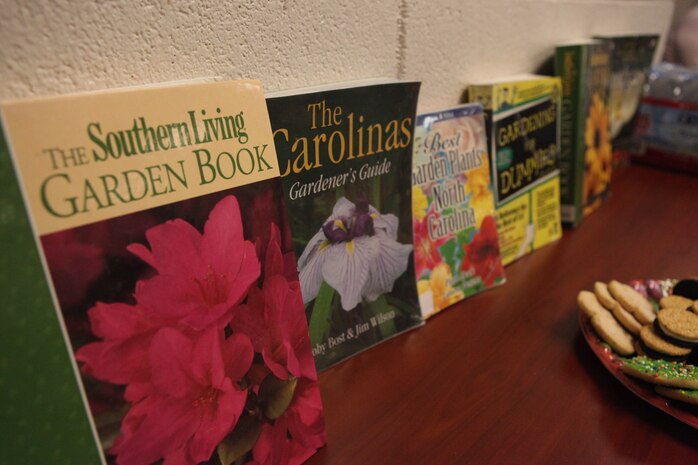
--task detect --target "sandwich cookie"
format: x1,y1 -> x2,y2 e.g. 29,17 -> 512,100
638,325 -> 692,361
656,307 -> 698,345
653,320 -> 698,349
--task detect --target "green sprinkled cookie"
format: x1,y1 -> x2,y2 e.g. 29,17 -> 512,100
655,386 -> 698,406
621,356 -> 698,390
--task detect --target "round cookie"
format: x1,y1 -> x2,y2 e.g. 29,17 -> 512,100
608,280 -> 656,325
660,295 -> 693,310
577,290 -> 607,318
655,386 -> 698,405
657,307 -> 698,344
637,341 -> 689,361
653,320 -> 697,349
621,356 -> 698,390
611,302 -> 642,336
639,325 -> 692,358
591,312 -> 635,356
692,301 -> 698,315
594,282 -> 618,310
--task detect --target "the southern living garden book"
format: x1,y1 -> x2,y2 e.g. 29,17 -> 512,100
555,39 -> 612,227
0,81 -> 325,465
266,80 -> 423,371
468,75 -> 563,266
412,104 -> 505,319
593,34 -> 659,167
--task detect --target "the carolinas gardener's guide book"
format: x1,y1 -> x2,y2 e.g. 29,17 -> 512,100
0,80 -> 325,465
267,80 -> 424,371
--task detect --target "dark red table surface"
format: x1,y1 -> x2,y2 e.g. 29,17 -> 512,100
307,165 -> 698,465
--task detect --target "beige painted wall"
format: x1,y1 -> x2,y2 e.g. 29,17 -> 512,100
0,1 -> 675,112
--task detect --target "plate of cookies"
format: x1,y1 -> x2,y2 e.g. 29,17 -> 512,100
578,278 -> 698,428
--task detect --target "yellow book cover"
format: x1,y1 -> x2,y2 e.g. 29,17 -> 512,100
469,75 -> 563,265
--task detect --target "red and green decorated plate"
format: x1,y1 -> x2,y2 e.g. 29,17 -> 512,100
579,279 -> 698,429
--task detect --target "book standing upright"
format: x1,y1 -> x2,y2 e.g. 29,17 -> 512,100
555,40 -> 612,227
267,80 -> 424,370
412,103 -> 505,319
468,75 -> 563,265
0,80 -> 326,465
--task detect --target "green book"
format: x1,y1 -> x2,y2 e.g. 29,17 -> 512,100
0,127 -> 102,465
555,39 -> 612,227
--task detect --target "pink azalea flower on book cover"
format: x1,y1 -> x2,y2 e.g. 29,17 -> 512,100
40,182 -> 326,465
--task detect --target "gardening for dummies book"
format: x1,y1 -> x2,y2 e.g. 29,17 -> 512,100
468,75 -> 563,264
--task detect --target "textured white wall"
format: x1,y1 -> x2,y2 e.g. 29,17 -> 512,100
0,0 -> 675,112
405,0 -> 675,110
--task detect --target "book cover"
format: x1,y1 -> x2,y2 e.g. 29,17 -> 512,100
0,81 -> 325,465
594,34 -> 659,166
266,81 -> 423,371
412,104 -> 505,319
468,76 -> 563,266
555,40 -> 612,227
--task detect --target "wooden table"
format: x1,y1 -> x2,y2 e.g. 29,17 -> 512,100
308,165 -> 698,465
